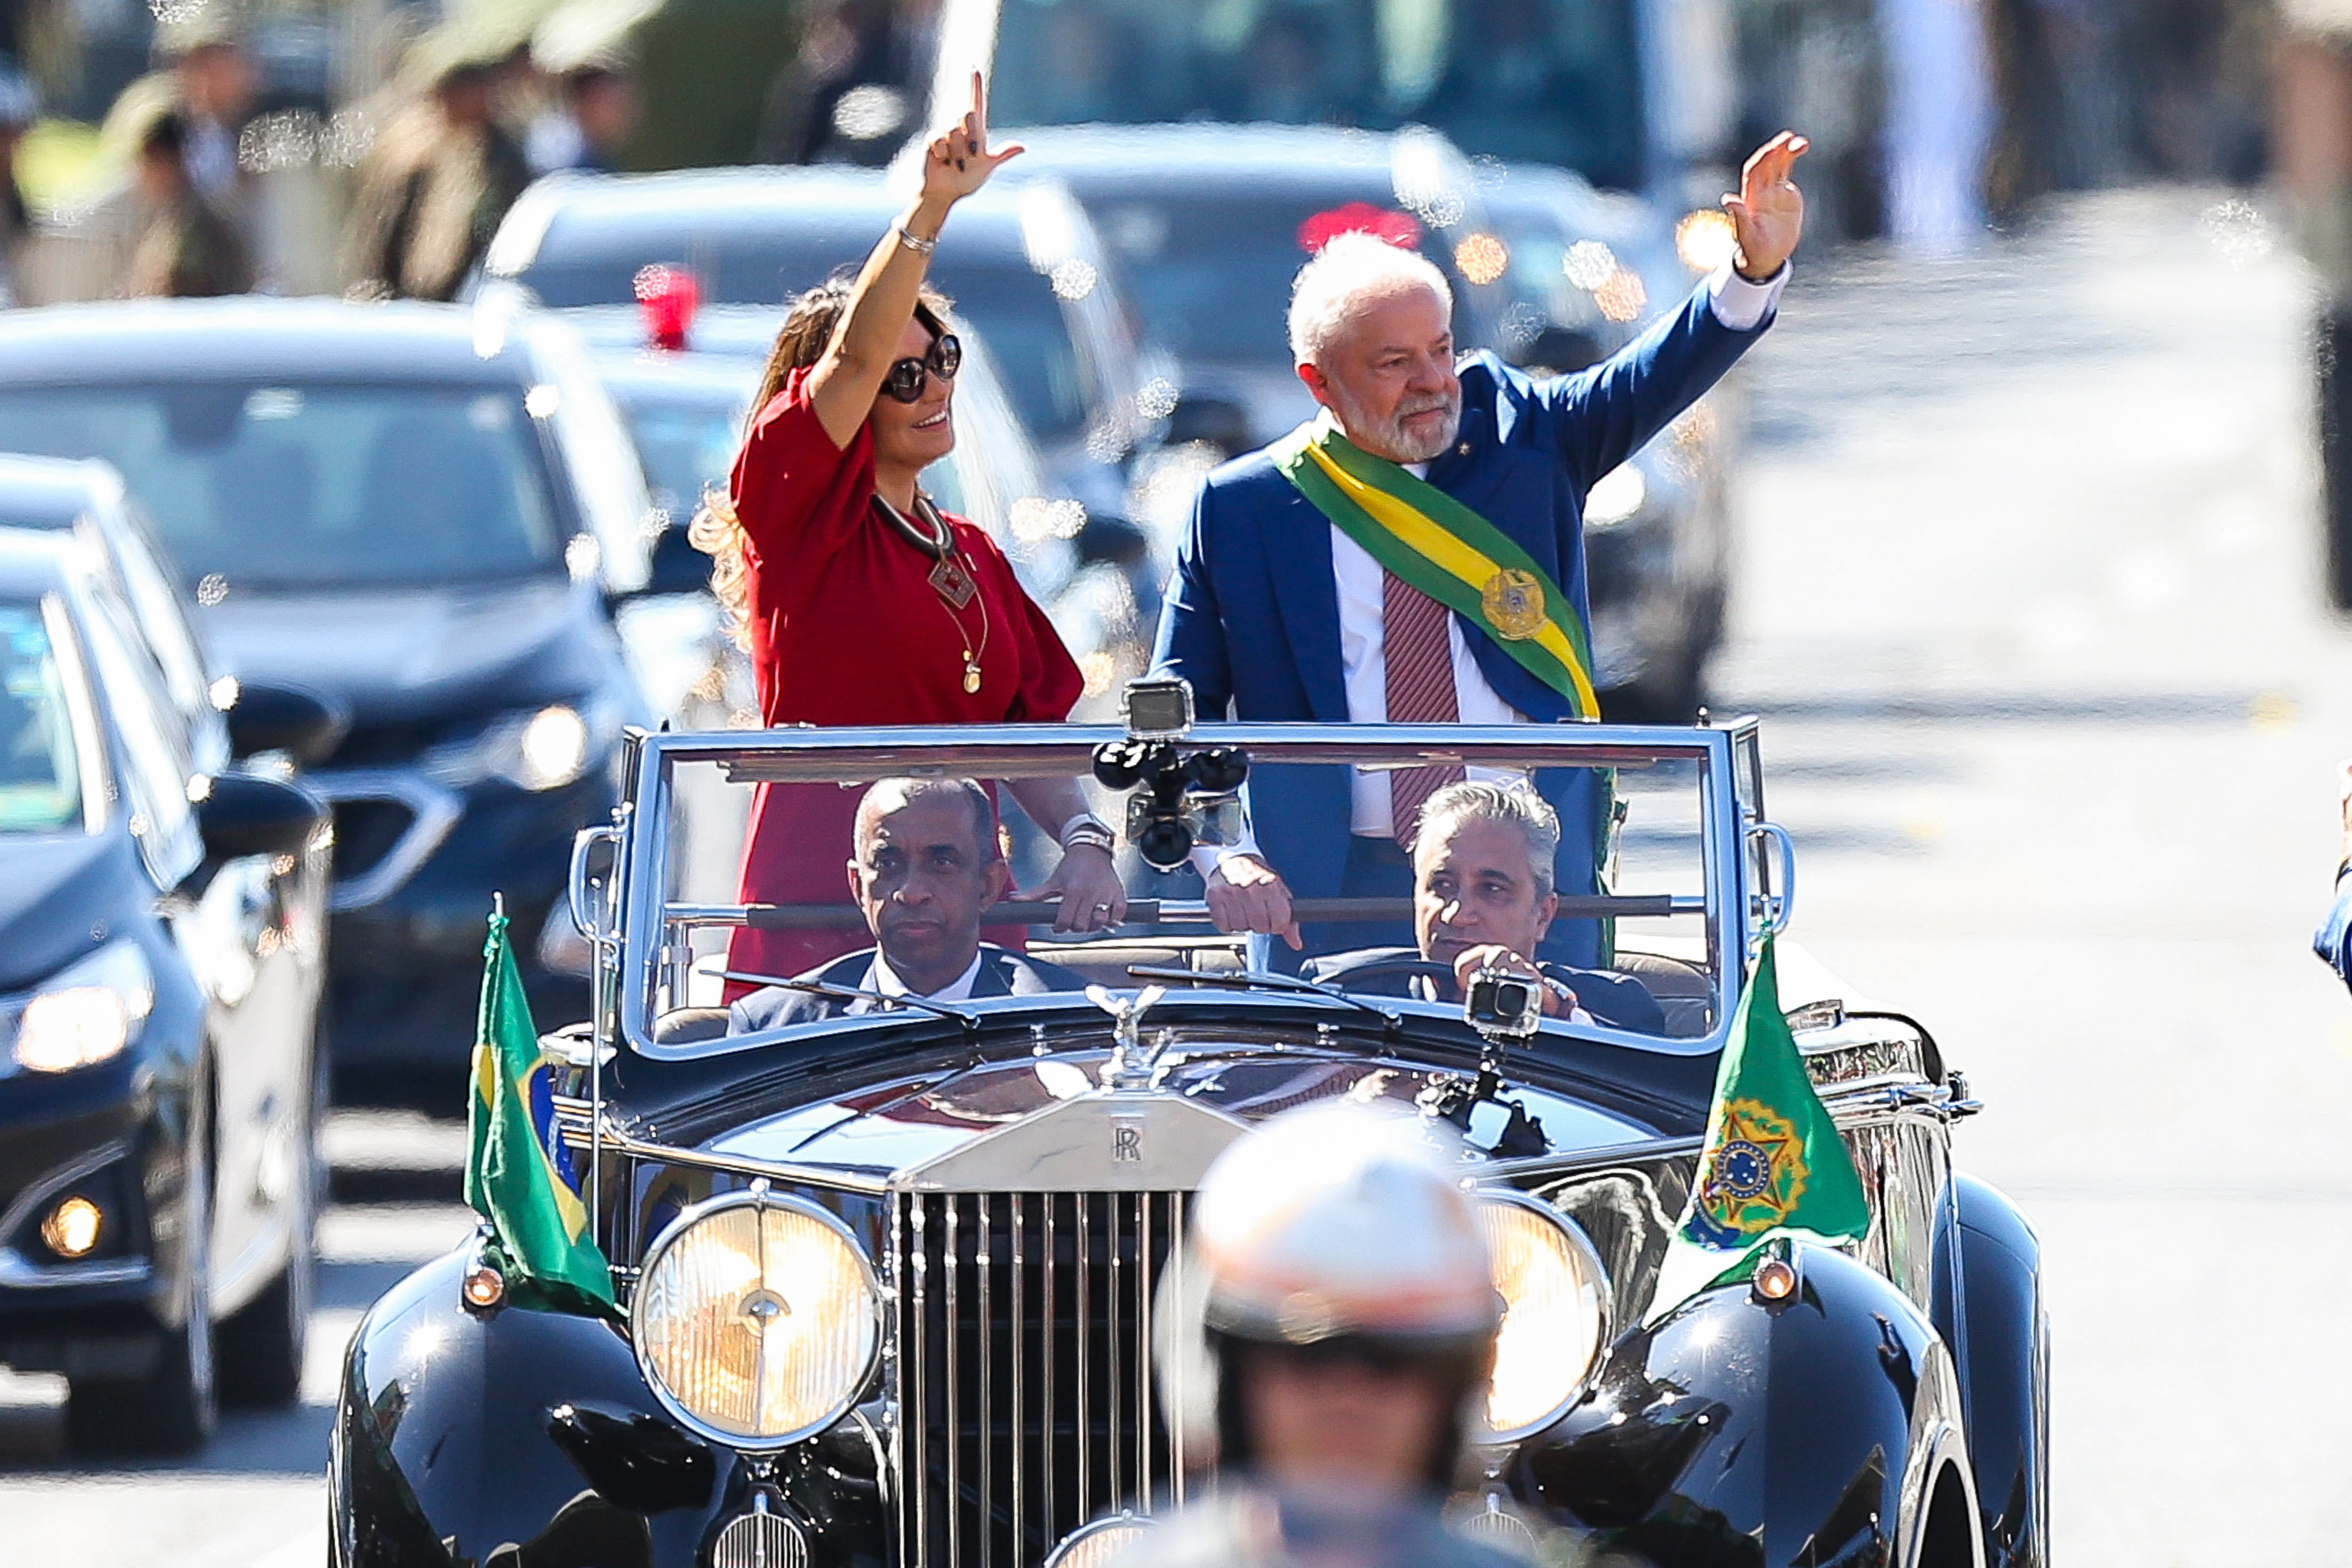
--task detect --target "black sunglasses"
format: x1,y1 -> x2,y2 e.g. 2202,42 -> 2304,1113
881,334 -> 962,403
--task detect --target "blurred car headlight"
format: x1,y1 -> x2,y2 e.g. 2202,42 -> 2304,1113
423,698 -> 612,792
633,1190 -> 881,1446
1583,464 -> 1647,529
10,940 -> 156,1074
1479,1192 -> 1609,1441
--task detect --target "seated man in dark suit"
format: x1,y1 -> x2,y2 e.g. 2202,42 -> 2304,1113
1304,780 -> 1664,1034
730,776 -> 1087,1031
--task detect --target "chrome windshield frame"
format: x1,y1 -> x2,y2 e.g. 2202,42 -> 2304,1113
615,721 -> 1751,1061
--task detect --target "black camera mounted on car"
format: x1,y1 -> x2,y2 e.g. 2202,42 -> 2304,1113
1090,677 -> 1249,872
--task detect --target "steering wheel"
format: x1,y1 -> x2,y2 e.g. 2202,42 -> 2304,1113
1313,955 -> 1458,994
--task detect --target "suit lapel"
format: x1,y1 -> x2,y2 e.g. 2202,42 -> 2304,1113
1263,484 -> 1350,722
971,950 -> 1017,998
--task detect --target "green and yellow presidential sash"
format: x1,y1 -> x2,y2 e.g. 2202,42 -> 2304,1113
1272,416 -> 1601,717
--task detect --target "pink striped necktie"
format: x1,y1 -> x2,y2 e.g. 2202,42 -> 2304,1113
1383,568 -> 1465,847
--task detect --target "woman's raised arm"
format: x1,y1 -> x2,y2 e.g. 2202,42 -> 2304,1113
808,72 -> 1022,448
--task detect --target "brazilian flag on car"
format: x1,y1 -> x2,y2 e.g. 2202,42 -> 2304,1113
463,906 -> 617,1316
1678,934 -> 1869,1253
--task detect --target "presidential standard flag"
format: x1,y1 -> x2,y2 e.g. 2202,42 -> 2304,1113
464,907 -> 616,1314
1677,934 -> 1869,1253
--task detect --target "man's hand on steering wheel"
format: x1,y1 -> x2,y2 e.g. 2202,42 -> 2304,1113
1450,943 -> 1574,1017
1205,853 -> 1302,951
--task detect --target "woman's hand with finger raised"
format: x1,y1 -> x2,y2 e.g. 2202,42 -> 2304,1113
921,71 -> 1024,209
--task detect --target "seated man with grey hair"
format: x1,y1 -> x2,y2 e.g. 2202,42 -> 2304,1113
1155,133 -> 1809,970
730,776 -> 1086,1030
1304,781 -> 1664,1034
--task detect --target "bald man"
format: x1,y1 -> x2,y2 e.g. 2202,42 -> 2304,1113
729,776 -> 1086,1030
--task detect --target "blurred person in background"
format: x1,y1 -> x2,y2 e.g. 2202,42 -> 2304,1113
1155,135 -> 1808,967
691,75 -> 1126,991
117,111 -> 253,298
342,34 -> 531,302
99,3 -> 257,209
2275,0 -> 2352,609
0,57 -> 33,306
1120,1103 -> 1520,1568
526,56 -> 640,175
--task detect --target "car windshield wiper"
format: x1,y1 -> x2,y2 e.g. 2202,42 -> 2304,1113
719,969 -> 978,1026
1124,964 -> 1400,1031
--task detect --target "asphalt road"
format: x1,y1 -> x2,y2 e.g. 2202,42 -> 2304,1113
6,184 -> 2346,1564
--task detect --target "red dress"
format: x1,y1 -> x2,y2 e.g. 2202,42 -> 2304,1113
723,367 -> 1082,987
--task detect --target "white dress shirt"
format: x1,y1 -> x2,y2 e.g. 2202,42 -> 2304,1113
848,948 -> 984,1011
1336,262 -> 1788,837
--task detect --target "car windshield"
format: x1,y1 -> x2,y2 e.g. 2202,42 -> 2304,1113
0,600 -> 87,834
991,0 -> 1645,189
1082,185 -> 1488,364
619,723 -> 1749,1052
0,383 -> 566,591
523,243 -> 1091,444
613,390 -> 747,521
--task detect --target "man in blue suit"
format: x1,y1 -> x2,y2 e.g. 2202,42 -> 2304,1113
1153,133 -> 1809,964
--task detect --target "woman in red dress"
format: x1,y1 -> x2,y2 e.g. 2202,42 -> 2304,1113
693,75 -> 1125,986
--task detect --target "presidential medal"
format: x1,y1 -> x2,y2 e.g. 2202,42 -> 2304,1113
1481,568 -> 1546,640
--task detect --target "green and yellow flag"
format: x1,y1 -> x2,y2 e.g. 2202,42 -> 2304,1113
1272,414 -> 1601,717
1677,934 -> 1869,1252
464,907 -> 617,1316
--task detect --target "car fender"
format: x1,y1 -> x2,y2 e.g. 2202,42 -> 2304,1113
1511,1243 -> 1982,1568
1932,1173 -> 2049,1568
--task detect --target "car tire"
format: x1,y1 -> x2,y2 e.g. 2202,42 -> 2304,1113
218,1054 -> 322,1407
67,1091 -> 218,1455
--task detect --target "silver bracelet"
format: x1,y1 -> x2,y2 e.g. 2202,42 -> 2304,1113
894,224 -> 938,255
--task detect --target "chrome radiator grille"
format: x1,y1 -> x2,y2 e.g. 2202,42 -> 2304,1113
892,1191 -> 1190,1568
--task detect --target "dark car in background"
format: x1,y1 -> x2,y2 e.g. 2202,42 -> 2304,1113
0,523 -> 327,1455
479,167 -> 1164,525
1480,163 -> 1740,716
0,300 -> 660,1095
990,124 -> 1515,460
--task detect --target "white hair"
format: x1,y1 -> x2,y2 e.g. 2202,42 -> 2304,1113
1415,781 -> 1561,899
1287,232 -> 1454,366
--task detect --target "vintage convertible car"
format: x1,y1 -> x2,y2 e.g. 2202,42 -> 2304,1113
333,710 -> 2046,1568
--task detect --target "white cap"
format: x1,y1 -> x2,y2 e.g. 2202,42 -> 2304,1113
1191,1102 -> 1499,1344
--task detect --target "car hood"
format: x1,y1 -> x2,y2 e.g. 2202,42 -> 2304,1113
200,576 -> 618,724
690,1029 -> 1677,1181
0,830 -> 141,992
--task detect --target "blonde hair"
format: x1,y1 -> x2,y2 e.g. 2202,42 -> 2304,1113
691,276 -> 954,651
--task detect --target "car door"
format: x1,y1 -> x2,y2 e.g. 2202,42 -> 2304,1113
74,575 -> 307,1309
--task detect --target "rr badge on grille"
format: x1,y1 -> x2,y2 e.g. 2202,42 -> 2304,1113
1112,1118 -> 1143,1162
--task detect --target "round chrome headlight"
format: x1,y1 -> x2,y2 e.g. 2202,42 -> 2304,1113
632,1188 -> 881,1447
1478,1192 -> 1610,1441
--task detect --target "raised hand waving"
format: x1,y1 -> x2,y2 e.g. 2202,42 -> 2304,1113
1722,131 -> 1809,281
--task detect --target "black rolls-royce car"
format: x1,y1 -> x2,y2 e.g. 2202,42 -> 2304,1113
0,524 -> 327,1453
0,299 -> 659,1091
334,711 -> 2045,1568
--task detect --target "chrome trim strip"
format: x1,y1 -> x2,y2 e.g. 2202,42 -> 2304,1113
563,1120 -> 892,1196
0,1250 -> 151,1289
307,768 -> 464,910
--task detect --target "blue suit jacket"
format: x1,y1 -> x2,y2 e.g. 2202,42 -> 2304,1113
1151,284 -> 1772,938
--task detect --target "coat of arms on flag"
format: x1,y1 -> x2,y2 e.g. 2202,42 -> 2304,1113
1676,934 -> 1868,1255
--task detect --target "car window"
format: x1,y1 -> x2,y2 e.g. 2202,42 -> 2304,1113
0,598 -> 90,835
0,383 -> 567,592
86,506 -> 229,774
1085,188 -> 1496,365
619,396 -> 747,521
991,0 -> 1646,189
74,579 -> 202,886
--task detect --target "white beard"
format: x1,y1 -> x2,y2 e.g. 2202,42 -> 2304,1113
1329,382 -> 1462,464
